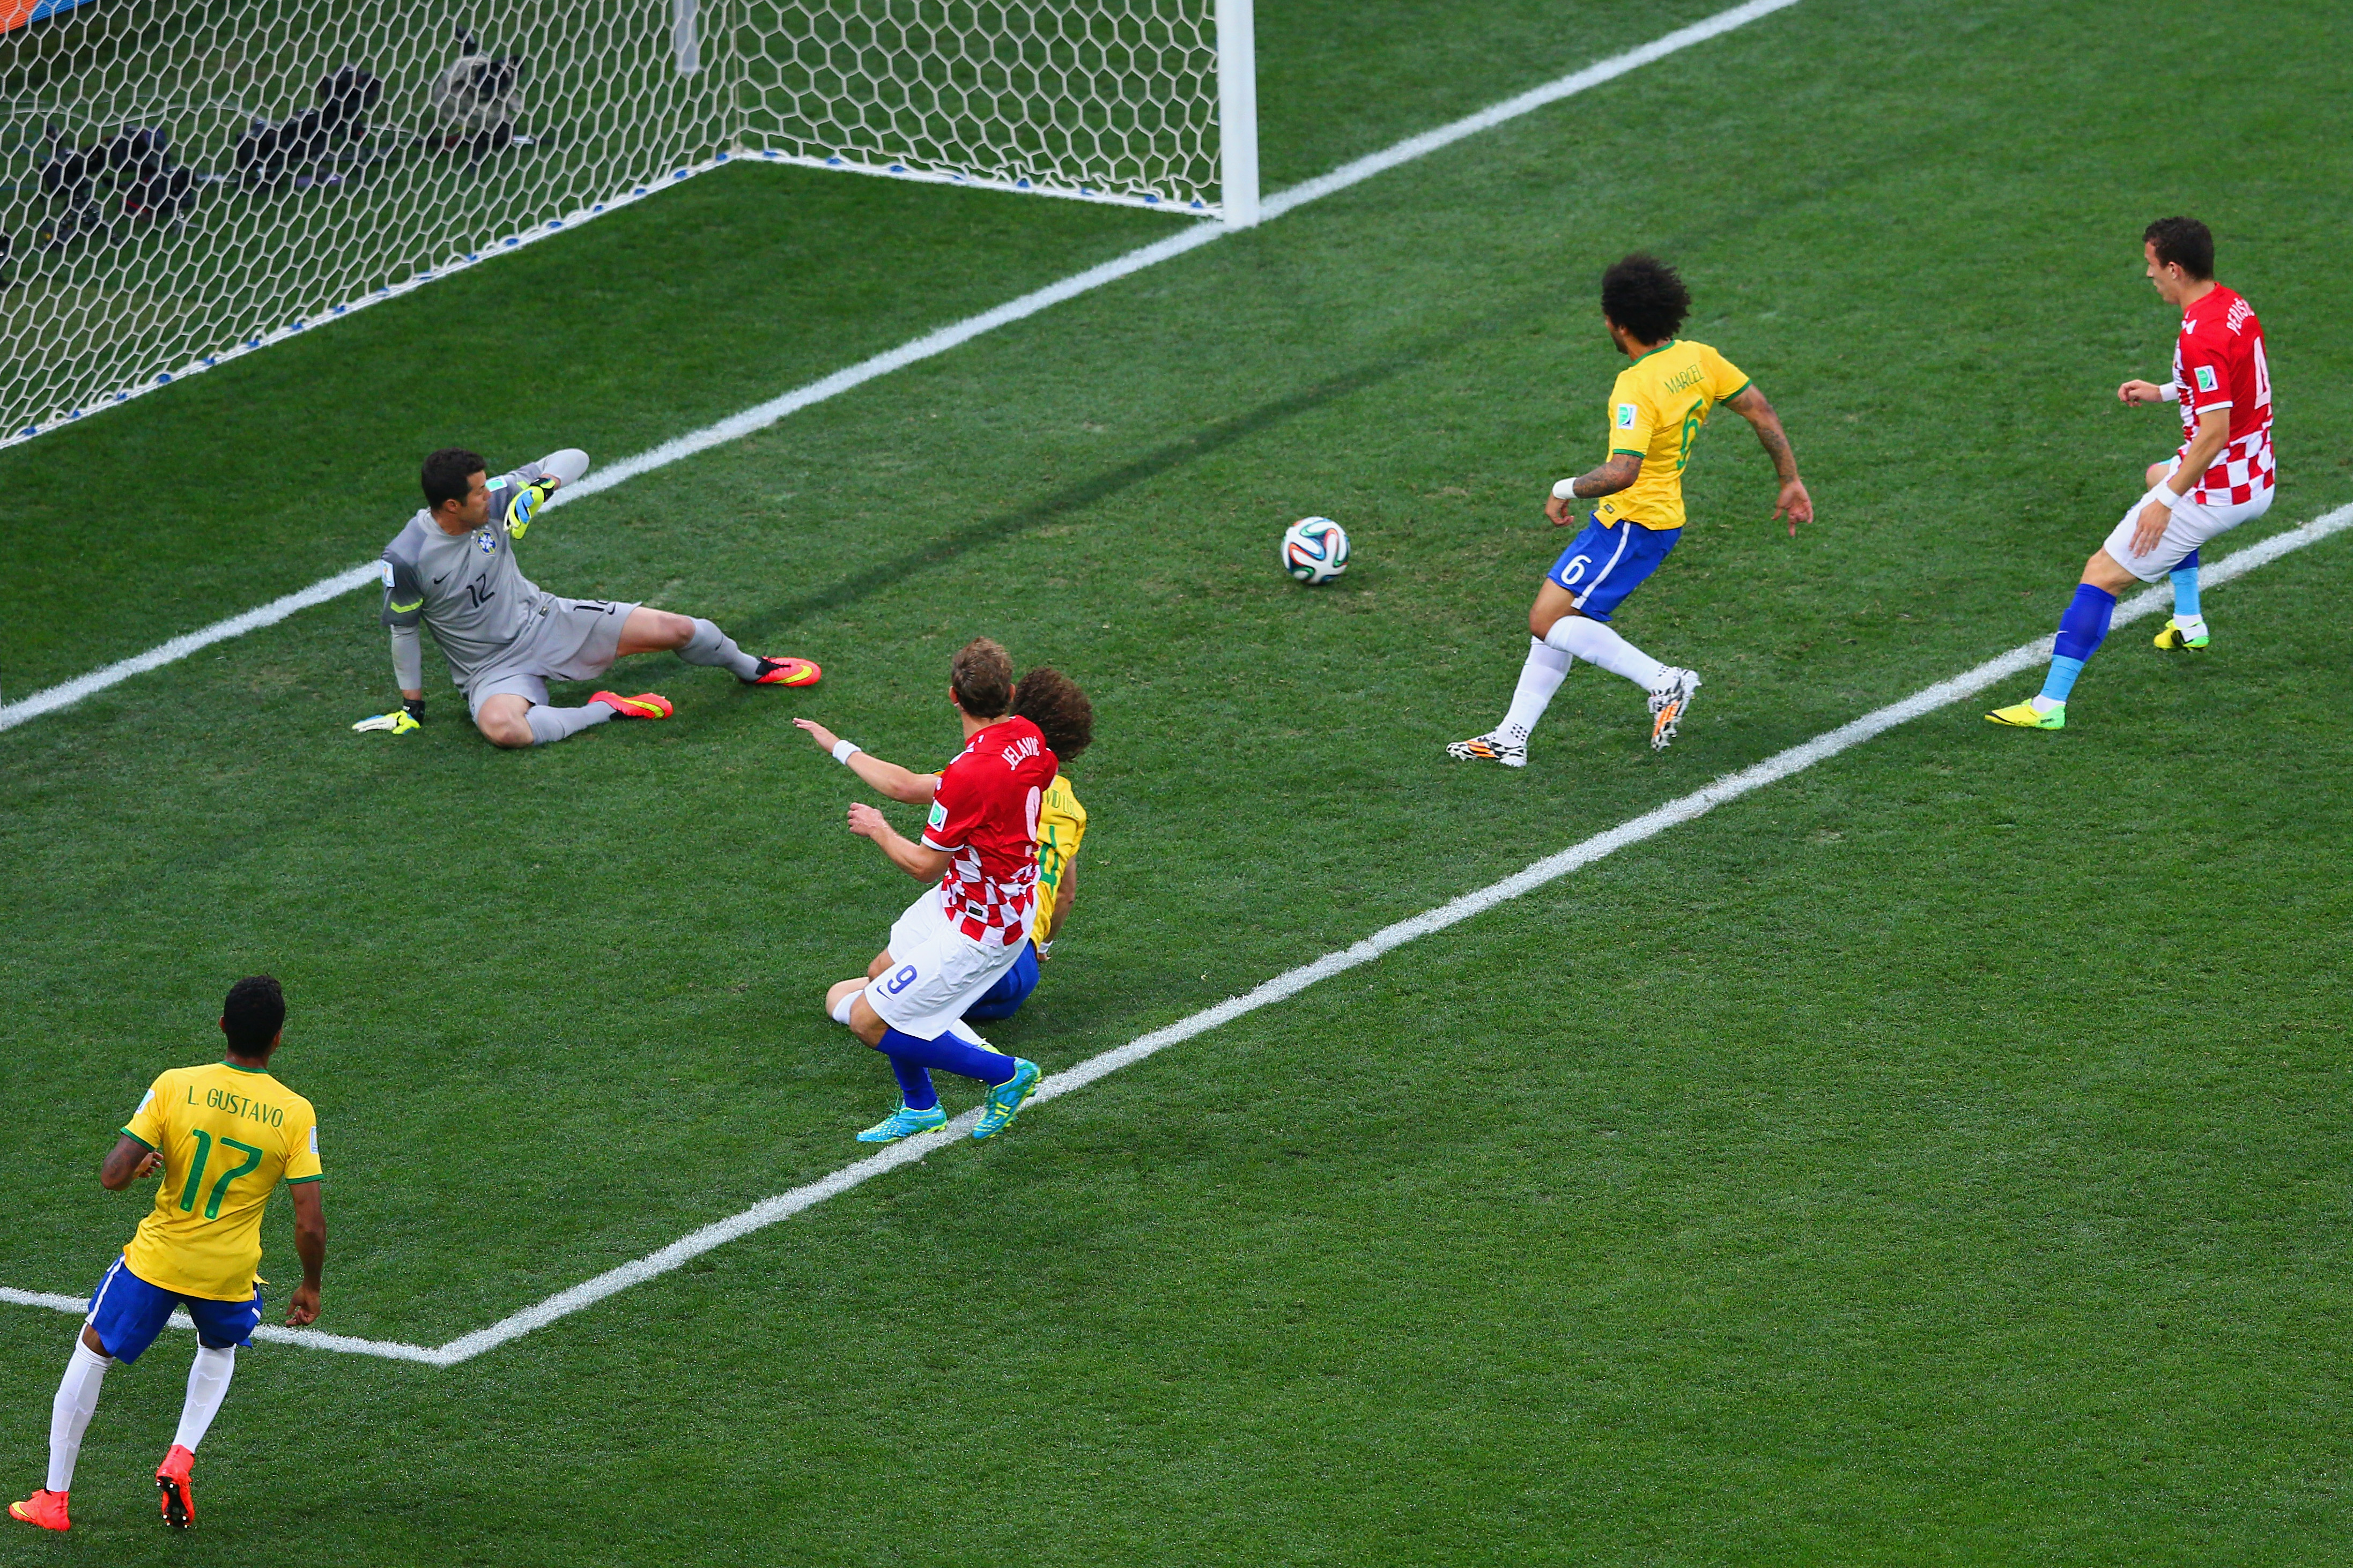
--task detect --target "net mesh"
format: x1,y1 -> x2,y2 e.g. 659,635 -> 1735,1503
0,0 -> 1222,445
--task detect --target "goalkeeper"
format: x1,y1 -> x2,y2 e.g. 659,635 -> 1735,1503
372,447 -> 818,747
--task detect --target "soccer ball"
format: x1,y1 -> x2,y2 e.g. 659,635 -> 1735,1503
1281,517 -> 1350,584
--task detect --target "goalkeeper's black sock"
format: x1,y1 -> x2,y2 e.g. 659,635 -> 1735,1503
679,618 -> 761,680
526,704 -> 615,745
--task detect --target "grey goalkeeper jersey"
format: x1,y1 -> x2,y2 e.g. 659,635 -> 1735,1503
381,460 -> 558,687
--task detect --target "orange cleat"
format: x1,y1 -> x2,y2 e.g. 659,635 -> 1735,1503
589,690 -> 673,719
8,1489 -> 70,1532
742,656 -> 822,687
156,1445 -> 194,1530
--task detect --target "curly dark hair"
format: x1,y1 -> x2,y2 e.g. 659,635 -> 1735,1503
950,637 -> 1015,718
2143,215 -> 2214,280
1013,666 -> 1093,764
1600,253 -> 1692,346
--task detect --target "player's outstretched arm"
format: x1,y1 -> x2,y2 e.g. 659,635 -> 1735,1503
286,1180 -> 325,1327
2118,378 -> 2173,405
1723,384 -> 1812,536
846,801 -> 953,881
794,719 -> 938,804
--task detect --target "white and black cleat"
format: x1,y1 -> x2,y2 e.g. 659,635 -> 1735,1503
1446,730 -> 1527,768
1647,668 -> 1700,750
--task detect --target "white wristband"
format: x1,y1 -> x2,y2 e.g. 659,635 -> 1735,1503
2158,382 -> 2181,404
1551,478 -> 1581,502
831,739 -> 863,764
2152,485 -> 2185,512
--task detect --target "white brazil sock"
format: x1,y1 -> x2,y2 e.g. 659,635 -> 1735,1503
1499,637 -> 1573,740
172,1345 -> 235,1453
1543,615 -> 1670,690
47,1338 -> 111,1493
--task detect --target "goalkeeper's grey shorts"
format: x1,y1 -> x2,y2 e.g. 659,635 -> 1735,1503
465,596 -> 640,717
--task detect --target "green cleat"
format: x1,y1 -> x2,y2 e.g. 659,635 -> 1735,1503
2154,616 -> 2210,652
971,1060 -> 1042,1141
1986,698 -> 2065,730
856,1102 -> 950,1144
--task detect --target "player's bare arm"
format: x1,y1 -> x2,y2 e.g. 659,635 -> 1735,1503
1544,453 -> 1642,525
2118,404 -> 2232,564
846,801 -> 953,881
2118,378 -> 2170,405
1722,384 -> 1812,534
286,1181 -> 325,1327
98,1134 -> 162,1190
794,719 -> 938,804
1040,860 -> 1077,952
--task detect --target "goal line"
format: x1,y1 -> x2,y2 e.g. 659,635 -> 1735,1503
4,500 -> 2347,1364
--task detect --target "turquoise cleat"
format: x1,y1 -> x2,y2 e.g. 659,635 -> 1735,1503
856,1102 -> 950,1144
971,1060 -> 1042,1141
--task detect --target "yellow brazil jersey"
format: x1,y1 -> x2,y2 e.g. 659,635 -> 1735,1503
120,1061 -> 322,1301
1032,772 -> 1087,948
1592,339 -> 1750,532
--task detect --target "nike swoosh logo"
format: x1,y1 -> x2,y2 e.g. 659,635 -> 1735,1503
432,574 -> 447,584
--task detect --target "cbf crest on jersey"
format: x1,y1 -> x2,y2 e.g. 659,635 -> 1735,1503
479,530 -> 500,555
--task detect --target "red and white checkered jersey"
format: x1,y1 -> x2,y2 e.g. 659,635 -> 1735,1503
921,715 -> 1059,947
2172,284 -> 2274,506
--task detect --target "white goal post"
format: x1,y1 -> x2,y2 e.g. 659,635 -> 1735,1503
0,0 -> 1259,450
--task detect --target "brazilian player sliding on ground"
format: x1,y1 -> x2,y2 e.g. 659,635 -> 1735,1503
796,638 -> 1059,1145
1449,254 -> 1812,764
365,447 -> 820,748
799,665 -> 1094,1025
11,977 -> 324,1536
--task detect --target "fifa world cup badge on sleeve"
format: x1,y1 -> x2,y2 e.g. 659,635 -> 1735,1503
1616,403 -> 1638,429
928,800 -> 949,832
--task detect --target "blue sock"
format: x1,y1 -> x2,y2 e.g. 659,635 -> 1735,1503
2171,549 -> 2201,619
877,1026 -> 1018,1087
887,1054 -> 939,1112
2042,583 -> 2116,703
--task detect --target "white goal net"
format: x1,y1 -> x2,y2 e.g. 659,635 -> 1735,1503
0,0 -> 1253,449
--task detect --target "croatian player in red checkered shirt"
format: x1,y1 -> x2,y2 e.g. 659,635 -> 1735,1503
1989,217 -> 2273,729
798,638 -> 1056,1143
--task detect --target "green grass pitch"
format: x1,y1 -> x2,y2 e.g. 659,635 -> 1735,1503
3,1 -> 2351,1560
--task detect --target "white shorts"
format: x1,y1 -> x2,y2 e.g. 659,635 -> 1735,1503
864,888 -> 1026,1040
2101,482 -> 2273,583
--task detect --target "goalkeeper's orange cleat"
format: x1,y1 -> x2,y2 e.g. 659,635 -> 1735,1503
156,1445 -> 195,1530
589,691 -> 673,719
743,657 -> 822,687
9,1489 -> 70,1532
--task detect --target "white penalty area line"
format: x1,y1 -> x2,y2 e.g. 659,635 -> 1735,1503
6,502 -> 2348,1365
0,0 -> 1802,737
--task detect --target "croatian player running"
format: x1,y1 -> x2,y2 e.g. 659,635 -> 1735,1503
801,666 -> 1094,1025
11,977 -> 324,1536
1449,254 -> 1811,763
802,638 -> 1059,1143
1988,218 -> 2273,729
372,446 -> 819,747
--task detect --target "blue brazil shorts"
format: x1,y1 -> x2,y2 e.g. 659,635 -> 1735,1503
85,1255 -> 262,1363
1545,515 -> 1682,622
961,939 -> 1040,1023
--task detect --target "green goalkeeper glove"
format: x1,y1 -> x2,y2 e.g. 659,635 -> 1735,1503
353,708 -> 421,734
505,478 -> 558,539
